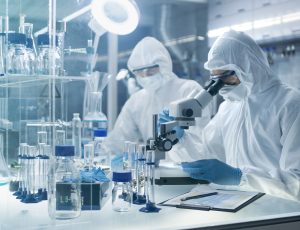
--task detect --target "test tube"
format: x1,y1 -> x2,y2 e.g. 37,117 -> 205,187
84,143 -> 94,170
22,145 -> 38,203
16,143 -> 27,199
41,144 -> 51,200
139,150 -> 161,213
133,144 -> 146,204
123,141 -> 131,170
55,130 -> 66,145
129,142 -> 137,198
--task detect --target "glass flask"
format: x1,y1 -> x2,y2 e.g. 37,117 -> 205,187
82,91 -> 107,140
48,145 -> 81,219
23,23 -> 37,56
0,133 -> 9,186
6,33 -> 29,74
36,33 -> 60,75
112,171 -> 132,212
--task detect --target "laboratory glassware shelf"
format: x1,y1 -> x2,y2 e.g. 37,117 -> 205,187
0,74 -> 91,88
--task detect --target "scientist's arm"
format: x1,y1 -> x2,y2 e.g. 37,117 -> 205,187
239,110 -> 300,201
103,95 -> 141,155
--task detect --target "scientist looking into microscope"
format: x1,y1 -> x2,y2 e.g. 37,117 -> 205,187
171,30 -> 300,201
103,36 -> 212,163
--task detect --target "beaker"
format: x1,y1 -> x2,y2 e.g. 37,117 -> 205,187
0,133 -> 9,186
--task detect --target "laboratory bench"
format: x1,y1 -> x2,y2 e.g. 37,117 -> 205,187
1,184 -> 300,230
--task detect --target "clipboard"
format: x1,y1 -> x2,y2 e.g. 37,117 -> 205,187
159,189 -> 264,212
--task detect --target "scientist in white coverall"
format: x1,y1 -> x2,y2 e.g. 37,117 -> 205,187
104,36 -> 211,163
181,30 -> 300,201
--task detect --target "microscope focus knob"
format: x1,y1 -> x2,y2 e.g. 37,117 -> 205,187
182,108 -> 193,117
158,138 -> 172,151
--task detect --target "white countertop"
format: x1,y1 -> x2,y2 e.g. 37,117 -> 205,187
1,184 -> 300,230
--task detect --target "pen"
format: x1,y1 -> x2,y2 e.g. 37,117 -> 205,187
180,192 -> 218,201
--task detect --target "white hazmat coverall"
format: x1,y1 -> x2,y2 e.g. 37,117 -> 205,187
104,37 -> 211,163
182,30 -> 300,201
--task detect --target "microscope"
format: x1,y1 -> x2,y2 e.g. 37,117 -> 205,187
146,78 -> 225,185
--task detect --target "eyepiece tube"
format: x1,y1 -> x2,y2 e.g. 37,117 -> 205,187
206,79 -> 225,96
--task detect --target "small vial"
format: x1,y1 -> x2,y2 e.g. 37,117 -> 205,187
112,171 -> 132,212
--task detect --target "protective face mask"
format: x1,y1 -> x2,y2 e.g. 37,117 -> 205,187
219,83 -> 248,101
136,73 -> 165,92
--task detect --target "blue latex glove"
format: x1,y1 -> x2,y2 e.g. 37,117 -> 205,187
91,168 -> 110,182
181,159 -> 242,185
80,169 -> 96,183
81,168 -> 110,183
158,109 -> 184,139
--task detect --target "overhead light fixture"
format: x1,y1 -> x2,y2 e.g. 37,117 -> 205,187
91,0 -> 140,35
34,0 -> 140,37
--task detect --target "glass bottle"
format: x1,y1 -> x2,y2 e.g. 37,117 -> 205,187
48,145 -> 81,219
112,171 -> 132,212
7,33 -> 29,74
36,33 -> 60,75
72,113 -> 82,159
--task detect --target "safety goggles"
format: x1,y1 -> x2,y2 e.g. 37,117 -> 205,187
210,70 -> 236,81
210,70 -> 238,85
131,64 -> 159,78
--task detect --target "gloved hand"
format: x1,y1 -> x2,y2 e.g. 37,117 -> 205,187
181,159 -> 242,185
91,168 -> 110,182
80,169 -> 97,183
158,109 -> 184,139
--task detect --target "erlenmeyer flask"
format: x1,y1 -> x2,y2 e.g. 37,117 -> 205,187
83,91 -> 107,140
0,134 -> 10,186
82,72 -> 110,140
